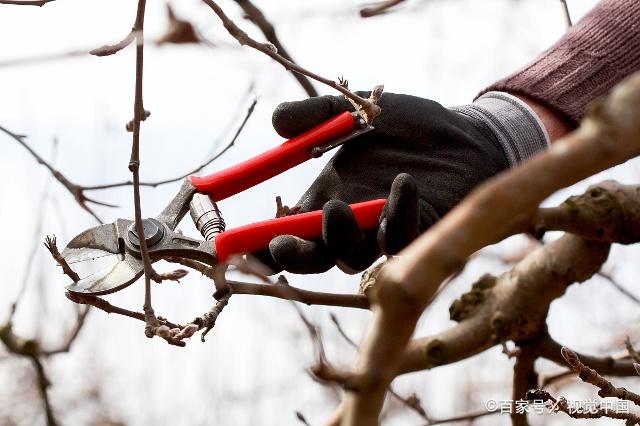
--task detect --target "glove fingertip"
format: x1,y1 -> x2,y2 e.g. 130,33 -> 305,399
272,96 -> 352,138
380,173 -> 420,255
269,235 -> 334,274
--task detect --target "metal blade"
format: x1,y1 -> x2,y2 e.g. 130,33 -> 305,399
65,256 -> 143,296
61,222 -> 120,264
65,251 -> 115,265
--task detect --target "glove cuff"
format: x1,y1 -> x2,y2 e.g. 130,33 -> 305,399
450,91 -> 550,167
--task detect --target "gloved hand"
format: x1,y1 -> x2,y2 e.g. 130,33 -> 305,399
255,92 -> 511,274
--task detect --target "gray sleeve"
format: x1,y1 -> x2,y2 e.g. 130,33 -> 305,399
450,91 -> 550,167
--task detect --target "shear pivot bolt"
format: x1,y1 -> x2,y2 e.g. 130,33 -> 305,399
127,218 -> 164,247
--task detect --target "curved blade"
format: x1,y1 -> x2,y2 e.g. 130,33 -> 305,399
65,255 -> 144,295
62,223 -> 120,265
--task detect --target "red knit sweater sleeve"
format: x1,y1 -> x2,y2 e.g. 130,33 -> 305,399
480,0 -> 640,127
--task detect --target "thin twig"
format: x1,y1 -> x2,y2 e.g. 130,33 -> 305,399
10,140 -> 57,320
167,257 -> 369,309
559,0 -> 573,29
83,97 -> 257,191
66,292 -> 182,326
125,0 -> 165,340
527,389 -> 640,423
29,355 -> 58,426
597,271 -> 640,305
625,337 -> 640,364
295,411 -> 311,426
360,0 -> 405,18
195,292 -> 231,341
0,125 -> 109,223
43,236 -> 80,282
561,347 -> 640,406
538,335 -> 637,379
2,235 -> 89,425
41,305 -> 90,357
0,0 -> 55,5
90,30 -> 139,57
231,280 -> 370,309
428,410 -> 496,425
201,0 -> 383,123
232,0 -> 317,97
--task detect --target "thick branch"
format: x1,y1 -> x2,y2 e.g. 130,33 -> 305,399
398,234 -> 609,375
532,181 -> 640,244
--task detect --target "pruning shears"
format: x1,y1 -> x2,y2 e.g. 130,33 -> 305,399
61,111 -> 386,295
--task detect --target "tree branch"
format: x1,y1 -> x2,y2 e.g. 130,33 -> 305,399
398,234 -> 609,375
559,0 -> 573,30
82,96 -> 257,191
538,335 -> 637,378
532,181 -> 640,244
0,125 -> 110,223
232,0 -> 317,97
201,0 -> 383,123
90,30 -> 139,57
29,355 -> 58,426
511,341 -> 539,426
168,257 -> 370,309
0,0 -> 55,5
360,0 -> 405,18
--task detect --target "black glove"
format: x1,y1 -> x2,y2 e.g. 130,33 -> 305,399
255,92 -> 510,274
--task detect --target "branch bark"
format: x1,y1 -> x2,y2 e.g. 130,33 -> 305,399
398,233 -> 609,375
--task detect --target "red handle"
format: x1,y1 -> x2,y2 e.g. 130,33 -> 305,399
214,199 -> 386,263
190,111 -> 356,201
